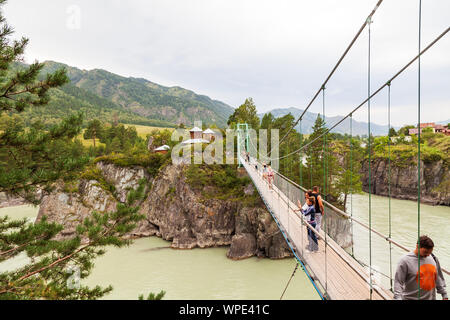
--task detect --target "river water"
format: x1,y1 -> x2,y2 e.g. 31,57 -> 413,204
0,205 -> 319,300
346,193 -> 450,290
1,193 -> 449,299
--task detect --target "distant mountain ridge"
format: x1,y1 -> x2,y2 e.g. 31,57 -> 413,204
17,61 -> 234,127
437,119 -> 450,126
259,107 -> 401,136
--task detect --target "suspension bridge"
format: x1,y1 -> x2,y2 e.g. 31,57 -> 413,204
240,155 -> 392,300
234,0 -> 449,300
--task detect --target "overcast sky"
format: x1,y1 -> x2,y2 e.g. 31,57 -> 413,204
4,0 -> 449,127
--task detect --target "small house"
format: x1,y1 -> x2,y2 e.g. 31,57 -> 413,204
189,127 -> 203,140
154,145 -> 170,154
181,138 -> 210,145
408,122 -> 450,135
202,128 -> 215,142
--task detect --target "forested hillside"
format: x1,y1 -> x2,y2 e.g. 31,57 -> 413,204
14,61 -> 234,128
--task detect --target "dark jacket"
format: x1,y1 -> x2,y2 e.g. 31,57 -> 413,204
302,204 -> 316,223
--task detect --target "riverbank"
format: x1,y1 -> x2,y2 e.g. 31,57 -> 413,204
361,158 -> 449,206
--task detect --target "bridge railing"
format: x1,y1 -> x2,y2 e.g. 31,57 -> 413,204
243,154 -> 449,293
272,171 -> 353,249
242,155 -> 394,299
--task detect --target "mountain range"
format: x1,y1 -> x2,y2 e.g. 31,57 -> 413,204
15,61 -> 234,127
13,61 -> 448,134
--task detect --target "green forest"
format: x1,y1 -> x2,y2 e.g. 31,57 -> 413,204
12,60 -> 234,128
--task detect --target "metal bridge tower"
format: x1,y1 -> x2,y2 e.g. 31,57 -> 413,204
236,123 -> 249,167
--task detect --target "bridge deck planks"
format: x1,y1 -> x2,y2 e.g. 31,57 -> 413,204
241,157 -> 393,300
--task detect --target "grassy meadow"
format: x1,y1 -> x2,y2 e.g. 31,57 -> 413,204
78,124 -> 174,147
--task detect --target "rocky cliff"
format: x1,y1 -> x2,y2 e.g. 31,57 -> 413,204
36,161 -> 293,260
361,158 -> 450,206
0,193 -> 27,208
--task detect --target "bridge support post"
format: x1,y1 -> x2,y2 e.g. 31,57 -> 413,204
237,123 -> 249,167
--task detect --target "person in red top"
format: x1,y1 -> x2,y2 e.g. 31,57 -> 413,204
267,165 -> 274,191
394,235 -> 448,300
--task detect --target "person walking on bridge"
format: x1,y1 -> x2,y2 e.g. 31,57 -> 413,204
295,190 -> 313,224
267,165 -> 274,191
311,186 -> 325,233
262,162 -> 268,180
294,195 -> 318,252
394,235 -> 448,300
297,190 -> 313,213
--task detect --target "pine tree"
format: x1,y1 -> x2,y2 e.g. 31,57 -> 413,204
0,1 -> 68,113
227,98 -> 260,129
258,113 -> 302,182
260,113 -> 274,152
388,127 -> 397,138
303,115 -> 363,210
305,115 -> 328,189
0,113 -> 89,203
0,0 -> 84,202
0,204 -> 145,299
332,138 -> 363,211
273,114 -> 301,181
83,119 -> 103,148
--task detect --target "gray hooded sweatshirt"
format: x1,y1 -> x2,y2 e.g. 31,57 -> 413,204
394,251 -> 448,300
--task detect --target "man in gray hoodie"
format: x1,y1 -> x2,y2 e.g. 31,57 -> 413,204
394,235 -> 448,300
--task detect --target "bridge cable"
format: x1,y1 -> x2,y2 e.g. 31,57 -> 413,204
309,144 -> 313,189
280,262 -> 299,300
350,113 -> 355,258
417,0 -> 422,300
268,25 -> 449,162
322,85 -> 329,297
251,26 -> 449,165
287,136 -> 291,235
355,257 -> 393,280
299,120 -> 303,189
298,121 -> 305,258
387,81 -> 393,292
267,0 -> 385,158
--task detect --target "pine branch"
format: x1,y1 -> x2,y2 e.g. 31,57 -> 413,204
0,235 -> 45,257
16,243 -> 91,283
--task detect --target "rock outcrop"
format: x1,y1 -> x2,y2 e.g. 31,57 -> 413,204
361,159 -> 450,206
36,161 -> 293,260
138,162 -> 292,259
0,189 -> 43,208
0,193 -> 27,208
36,180 -> 117,240
96,162 -> 150,203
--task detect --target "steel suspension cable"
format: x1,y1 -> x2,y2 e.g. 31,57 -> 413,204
417,0 -> 422,300
287,139 -> 291,234
322,86 -> 328,297
350,113 -> 355,257
387,82 -> 393,291
299,120 -> 303,188
367,15 -> 373,301
280,262 -> 299,300
271,26 -> 450,162
309,145 -> 313,189
268,0 -> 385,157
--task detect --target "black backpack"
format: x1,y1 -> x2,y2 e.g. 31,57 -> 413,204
431,253 -> 445,280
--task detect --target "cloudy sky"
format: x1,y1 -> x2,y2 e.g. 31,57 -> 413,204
4,0 -> 449,127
